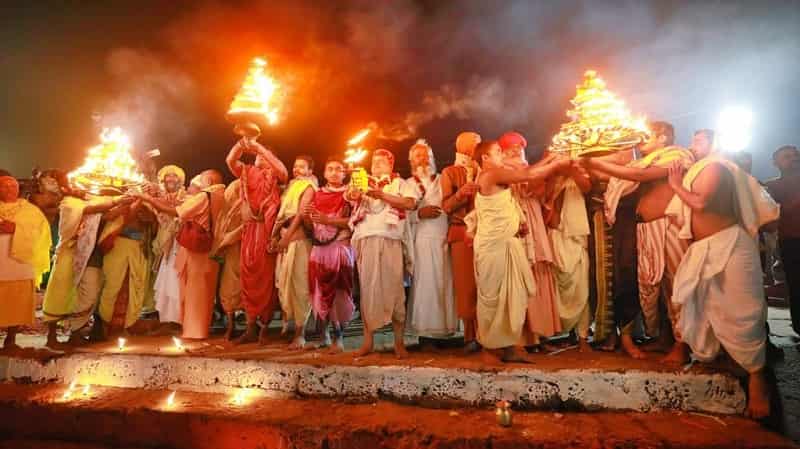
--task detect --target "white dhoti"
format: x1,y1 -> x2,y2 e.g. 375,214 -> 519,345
472,190 -> 535,350
637,217 -> 688,336
673,225 -> 767,373
64,266 -> 103,332
407,234 -> 457,337
154,239 -> 182,324
549,228 -> 590,337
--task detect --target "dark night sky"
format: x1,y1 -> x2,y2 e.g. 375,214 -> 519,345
1,0 -> 798,181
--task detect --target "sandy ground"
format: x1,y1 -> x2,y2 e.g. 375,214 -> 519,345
0,383 -> 796,449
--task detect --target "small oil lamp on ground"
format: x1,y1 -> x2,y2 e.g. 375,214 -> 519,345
495,400 -> 513,427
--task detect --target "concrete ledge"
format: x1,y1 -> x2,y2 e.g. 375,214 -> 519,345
0,352 -> 745,414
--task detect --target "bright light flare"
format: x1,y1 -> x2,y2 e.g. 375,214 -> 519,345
62,381 -> 77,400
117,337 -> 126,351
231,388 -> 251,406
717,106 -> 753,151
68,127 -> 145,192
228,57 -> 282,126
344,148 -> 369,165
82,384 -> 91,396
166,391 -> 176,408
172,337 -> 184,351
347,128 -> 371,146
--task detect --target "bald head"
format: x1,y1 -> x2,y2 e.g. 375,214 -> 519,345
0,176 -> 20,203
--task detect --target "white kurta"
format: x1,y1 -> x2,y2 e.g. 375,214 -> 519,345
406,175 -> 457,337
154,238 -> 182,324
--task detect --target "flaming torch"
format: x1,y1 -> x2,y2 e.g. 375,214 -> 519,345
549,70 -> 649,158
226,57 -> 282,139
344,128 -> 371,192
68,127 -> 145,193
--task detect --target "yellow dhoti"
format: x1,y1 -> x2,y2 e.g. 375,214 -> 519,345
276,238 -> 312,326
219,243 -> 242,314
42,244 -> 78,323
98,237 -> 147,329
472,189 -> 534,350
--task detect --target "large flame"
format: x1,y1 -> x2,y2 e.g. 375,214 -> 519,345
549,70 -> 649,157
344,128 -> 371,165
228,57 -> 281,126
68,127 -> 145,192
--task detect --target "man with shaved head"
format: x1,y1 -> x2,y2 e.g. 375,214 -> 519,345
0,176 -> 51,349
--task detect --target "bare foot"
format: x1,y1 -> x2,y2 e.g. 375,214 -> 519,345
327,339 -> 344,354
746,370 -> 771,419
661,342 -> 689,365
463,341 -> 481,354
620,334 -> 646,359
2,342 -> 21,351
233,323 -> 259,345
502,346 -> 537,364
578,338 -> 592,353
258,324 -> 271,346
394,342 -> 409,359
280,321 -> 290,337
288,336 -> 306,350
599,331 -> 617,352
352,342 -> 373,358
481,348 -> 503,365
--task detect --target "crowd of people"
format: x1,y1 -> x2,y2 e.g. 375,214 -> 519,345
1,122 -> 798,419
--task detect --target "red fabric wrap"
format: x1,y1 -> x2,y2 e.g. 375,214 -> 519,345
240,164 -> 281,320
498,131 -> 527,150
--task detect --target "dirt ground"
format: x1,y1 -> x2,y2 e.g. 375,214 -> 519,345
0,383 -> 796,449
2,306 -> 799,447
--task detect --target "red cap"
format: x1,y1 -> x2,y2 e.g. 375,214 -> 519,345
498,131 -> 527,150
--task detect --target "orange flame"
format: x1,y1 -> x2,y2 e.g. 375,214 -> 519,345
68,127 -> 145,192
228,57 -> 281,126
549,70 -> 649,157
344,128 -> 371,165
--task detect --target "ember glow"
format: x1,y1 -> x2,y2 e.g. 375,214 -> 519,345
166,391 -> 176,408
62,381 -> 77,400
68,127 -> 145,192
228,57 -> 281,127
549,70 -> 649,157
231,388 -> 251,406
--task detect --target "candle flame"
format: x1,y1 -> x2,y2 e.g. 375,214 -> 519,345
62,381 -> 77,399
82,384 -> 91,396
228,57 -> 282,126
172,337 -> 184,351
231,388 -> 250,406
68,127 -> 145,192
117,337 -> 126,351
166,391 -> 176,407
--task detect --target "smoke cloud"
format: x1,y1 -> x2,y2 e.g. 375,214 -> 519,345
3,0 -> 797,178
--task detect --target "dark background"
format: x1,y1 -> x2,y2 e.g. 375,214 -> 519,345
1,0 -> 798,181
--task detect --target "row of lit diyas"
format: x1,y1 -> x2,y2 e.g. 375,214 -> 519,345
63,334 -> 255,409
60,381 -> 255,409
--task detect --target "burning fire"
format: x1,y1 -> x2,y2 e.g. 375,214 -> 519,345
68,127 -> 145,192
549,70 -> 649,157
228,57 -> 281,127
344,128 -> 371,165
166,391 -> 176,408
117,337 -> 126,351
172,337 -> 184,351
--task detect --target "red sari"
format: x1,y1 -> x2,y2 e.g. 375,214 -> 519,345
240,165 -> 281,320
